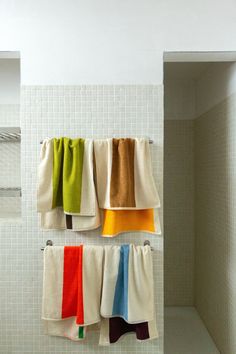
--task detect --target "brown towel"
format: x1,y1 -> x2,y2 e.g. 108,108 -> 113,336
110,138 -> 136,207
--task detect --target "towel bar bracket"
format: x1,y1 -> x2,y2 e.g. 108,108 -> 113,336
143,240 -> 154,251
41,240 -> 53,251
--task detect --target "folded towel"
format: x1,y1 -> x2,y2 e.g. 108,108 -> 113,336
100,244 -> 154,323
42,245 -> 103,326
101,209 -> 161,237
37,138 -> 96,216
43,317 -> 87,341
99,317 -> 158,345
94,138 -> 160,209
40,198 -> 101,231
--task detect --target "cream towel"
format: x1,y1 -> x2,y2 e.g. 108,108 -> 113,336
37,138 -> 53,212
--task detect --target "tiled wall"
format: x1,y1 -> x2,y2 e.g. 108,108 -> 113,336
0,104 -> 21,218
195,93 -> 236,354
164,120 -> 195,306
0,86 -> 163,354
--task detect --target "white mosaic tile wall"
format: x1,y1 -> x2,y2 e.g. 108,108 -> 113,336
164,120 -> 195,306
0,85 -> 163,354
0,104 -> 21,219
195,93 -> 236,354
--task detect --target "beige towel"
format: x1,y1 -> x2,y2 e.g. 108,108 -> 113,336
37,138 -> 53,212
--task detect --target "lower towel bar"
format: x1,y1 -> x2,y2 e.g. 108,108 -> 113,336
41,240 -> 153,251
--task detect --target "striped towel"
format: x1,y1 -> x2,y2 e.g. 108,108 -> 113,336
37,138 -> 100,231
100,244 -> 155,323
101,209 -> 161,237
42,244 -> 158,344
42,245 -> 103,340
37,138 -> 96,216
99,244 -> 158,344
94,138 -> 160,210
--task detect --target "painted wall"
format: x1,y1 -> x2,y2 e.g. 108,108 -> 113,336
1,0 -> 236,84
0,59 -> 20,104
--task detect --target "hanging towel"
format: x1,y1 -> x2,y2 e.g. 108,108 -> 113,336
42,244 -> 157,344
53,137 -> 84,214
42,245 -> 103,327
100,244 -> 155,323
101,209 -> 161,237
99,317 -> 158,345
37,138 -> 54,212
110,138 -> 135,207
94,138 -> 160,209
37,138 -> 97,220
40,195 -> 101,231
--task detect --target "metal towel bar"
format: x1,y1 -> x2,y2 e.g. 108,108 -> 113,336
41,240 -> 153,251
0,128 -> 21,142
40,138 -> 154,144
0,187 -> 21,197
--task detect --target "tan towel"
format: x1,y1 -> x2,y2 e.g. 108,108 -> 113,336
94,138 -> 160,209
110,138 -> 136,207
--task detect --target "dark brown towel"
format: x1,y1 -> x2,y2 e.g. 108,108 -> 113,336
110,138 -> 136,207
109,317 -> 149,343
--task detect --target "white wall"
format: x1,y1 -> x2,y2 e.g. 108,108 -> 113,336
0,59 -> 20,104
1,0 -> 236,84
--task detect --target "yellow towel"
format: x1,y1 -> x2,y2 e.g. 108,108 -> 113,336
101,209 -> 161,237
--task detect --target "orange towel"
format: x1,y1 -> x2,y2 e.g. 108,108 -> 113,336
101,209 -> 161,238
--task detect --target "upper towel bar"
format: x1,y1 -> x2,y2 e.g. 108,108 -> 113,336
40,139 -> 154,144
41,239 -> 153,251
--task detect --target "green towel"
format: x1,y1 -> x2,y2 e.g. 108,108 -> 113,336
52,137 -> 85,214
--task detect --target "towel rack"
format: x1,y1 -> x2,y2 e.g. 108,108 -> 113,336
41,240 -> 153,251
0,187 -> 21,197
40,139 -> 154,144
0,128 -> 21,142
